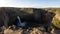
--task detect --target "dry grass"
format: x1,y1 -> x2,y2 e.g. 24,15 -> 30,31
4,27 -> 54,34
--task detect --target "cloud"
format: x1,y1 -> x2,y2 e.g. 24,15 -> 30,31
0,0 -> 10,7
0,0 -> 60,8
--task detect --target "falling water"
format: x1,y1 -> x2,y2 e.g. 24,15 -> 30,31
17,16 -> 26,27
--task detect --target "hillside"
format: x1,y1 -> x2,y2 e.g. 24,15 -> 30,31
0,7 -> 60,34
0,7 -> 60,29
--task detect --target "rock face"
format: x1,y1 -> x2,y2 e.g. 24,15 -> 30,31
0,7 -> 55,27
0,7 -> 18,28
20,9 -> 55,34
0,8 -> 56,34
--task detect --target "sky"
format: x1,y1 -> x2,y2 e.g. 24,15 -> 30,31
0,0 -> 60,8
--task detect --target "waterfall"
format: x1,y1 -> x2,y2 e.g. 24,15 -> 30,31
17,16 -> 26,27
17,16 -> 21,23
